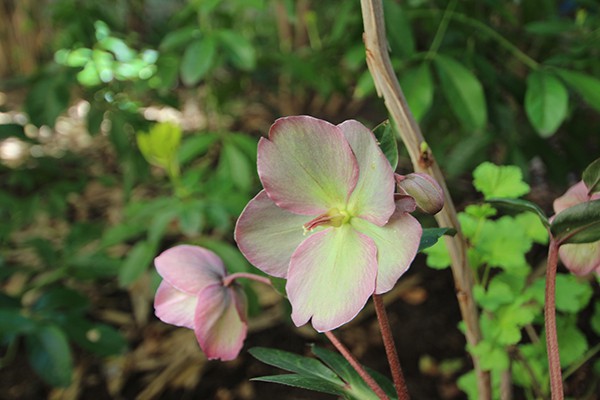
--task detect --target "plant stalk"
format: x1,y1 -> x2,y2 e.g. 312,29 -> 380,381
373,294 -> 410,400
359,0 -> 490,398
324,331 -> 389,400
222,272 -> 272,287
545,239 -> 564,400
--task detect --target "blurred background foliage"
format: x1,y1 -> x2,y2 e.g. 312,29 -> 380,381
0,0 -> 599,398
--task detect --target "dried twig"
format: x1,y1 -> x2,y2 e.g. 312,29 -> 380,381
359,1 -> 491,398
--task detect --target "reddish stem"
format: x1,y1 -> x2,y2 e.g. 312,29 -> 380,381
324,331 -> 389,400
373,294 -> 410,400
545,239 -> 564,400
222,272 -> 272,287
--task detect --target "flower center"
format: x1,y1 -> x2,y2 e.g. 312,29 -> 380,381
303,208 -> 351,233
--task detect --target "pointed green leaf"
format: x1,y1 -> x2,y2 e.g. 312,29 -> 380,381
217,30 -> 256,71
551,199 -> 600,244
118,240 -> 156,286
180,36 -> 217,86
248,347 -> 343,385
418,227 -> 455,252
556,68 -> 600,112
383,0 -> 415,57
434,55 -> 487,131
525,71 -> 568,137
400,63 -> 433,122
487,198 -> 549,227
26,324 -> 73,387
251,375 -> 345,396
372,120 -> 398,170
582,157 -> 600,195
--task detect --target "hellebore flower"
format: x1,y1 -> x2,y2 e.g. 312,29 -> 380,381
395,172 -> 444,215
553,181 -> 600,275
154,245 -> 247,361
235,116 -> 421,332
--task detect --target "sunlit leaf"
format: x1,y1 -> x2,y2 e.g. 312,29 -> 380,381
473,162 -> 530,199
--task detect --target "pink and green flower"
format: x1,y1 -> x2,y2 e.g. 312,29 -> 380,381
235,116 -> 422,332
154,245 -> 247,361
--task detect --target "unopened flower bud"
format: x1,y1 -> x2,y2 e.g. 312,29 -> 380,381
395,173 -> 444,215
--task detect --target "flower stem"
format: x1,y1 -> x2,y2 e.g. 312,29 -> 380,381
222,272 -> 272,287
545,238 -> 564,400
373,294 -> 410,400
324,331 -> 389,400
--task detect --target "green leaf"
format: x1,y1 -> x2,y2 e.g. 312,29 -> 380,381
472,162 -> 530,199
217,30 -> 256,71
582,157 -> 600,195
555,316 -> 588,367
26,324 -> 73,387
471,341 -> 509,372
418,227 -> 455,252
423,239 -> 451,270
372,120 -> 398,171
195,239 -> 252,274
591,301 -> 600,336
32,287 -> 90,315
556,68 -> 600,112
159,26 -> 199,52
178,133 -> 219,165
554,274 -> 593,313
434,55 -> 487,131
476,216 -> 532,272
136,122 -> 182,171
251,375 -> 345,396
248,347 -> 344,385
383,0 -> 415,57
217,141 -> 253,191
25,74 -> 71,127
400,63 -> 434,122
0,309 -> 37,337
62,317 -> 127,357
514,212 -> 549,244
180,36 -> 217,86
525,71 -> 568,137
474,280 -> 515,312
118,240 -> 156,287
550,199 -> 600,244
487,198 -> 549,228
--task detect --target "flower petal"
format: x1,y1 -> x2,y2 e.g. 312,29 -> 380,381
338,120 -> 395,226
351,210 -> 422,294
194,284 -> 247,361
154,281 -> 196,329
554,181 -> 600,213
286,225 -> 377,332
258,116 -> 359,215
155,245 -> 225,295
235,190 -> 310,278
559,242 -> 600,276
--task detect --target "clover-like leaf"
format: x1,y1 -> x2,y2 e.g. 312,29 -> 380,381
473,162 -> 530,199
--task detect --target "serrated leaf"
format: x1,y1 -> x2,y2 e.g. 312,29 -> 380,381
556,68 -> 600,112
555,274 -> 593,313
487,198 -> 549,228
525,71 -> 568,137
423,239 -> 451,269
248,347 -> 343,385
471,341 -> 509,372
400,63 -> 433,122
551,199 -> 600,244
418,227 -> 455,252
473,162 -> 530,199
514,212 -> 549,244
372,120 -> 398,170
180,36 -> 217,86
582,157 -> 600,195
434,55 -> 487,131
26,324 -> 73,387
251,374 -> 345,396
